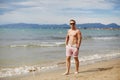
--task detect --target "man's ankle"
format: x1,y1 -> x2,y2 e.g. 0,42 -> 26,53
63,72 -> 69,75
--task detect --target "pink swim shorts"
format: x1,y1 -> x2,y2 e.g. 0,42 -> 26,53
66,44 -> 79,57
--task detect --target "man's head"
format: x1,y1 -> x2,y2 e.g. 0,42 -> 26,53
69,19 -> 76,29
70,19 -> 76,25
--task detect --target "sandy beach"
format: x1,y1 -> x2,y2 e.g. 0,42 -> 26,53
2,58 -> 120,80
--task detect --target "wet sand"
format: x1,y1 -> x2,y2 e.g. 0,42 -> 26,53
1,58 -> 120,80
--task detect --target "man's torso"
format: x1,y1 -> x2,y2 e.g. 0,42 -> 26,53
68,29 -> 79,46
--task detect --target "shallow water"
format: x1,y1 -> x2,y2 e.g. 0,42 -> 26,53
0,28 -> 120,77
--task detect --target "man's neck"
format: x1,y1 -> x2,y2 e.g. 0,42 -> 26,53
71,26 -> 76,30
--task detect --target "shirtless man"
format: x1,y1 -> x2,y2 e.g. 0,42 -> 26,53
64,19 -> 82,75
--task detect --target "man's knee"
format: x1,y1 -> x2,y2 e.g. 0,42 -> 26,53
66,56 -> 71,61
74,57 -> 79,62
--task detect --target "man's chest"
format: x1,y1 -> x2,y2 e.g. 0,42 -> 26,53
68,31 -> 77,37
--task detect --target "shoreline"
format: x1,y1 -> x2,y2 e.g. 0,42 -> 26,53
2,58 -> 120,80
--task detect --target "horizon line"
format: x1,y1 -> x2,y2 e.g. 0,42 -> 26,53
0,22 -> 120,26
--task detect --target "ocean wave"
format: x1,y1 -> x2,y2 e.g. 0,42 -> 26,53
50,36 -> 65,40
74,53 -> 120,65
0,52 -> 120,78
92,36 -> 120,40
82,36 -> 120,40
9,42 -> 65,48
80,53 -> 120,62
0,65 -> 58,78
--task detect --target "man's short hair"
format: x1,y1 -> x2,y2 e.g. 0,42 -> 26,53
70,19 -> 76,24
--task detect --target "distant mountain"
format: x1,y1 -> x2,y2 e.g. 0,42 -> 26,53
77,23 -> 105,28
0,23 -> 120,29
0,23 -> 68,29
77,23 -> 120,29
106,23 -> 120,28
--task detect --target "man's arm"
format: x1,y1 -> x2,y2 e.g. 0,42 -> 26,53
65,31 -> 69,46
77,30 -> 82,49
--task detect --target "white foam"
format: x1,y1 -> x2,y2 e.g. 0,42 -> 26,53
92,37 -> 119,40
0,65 -> 58,78
71,53 -> 120,65
9,42 -> 65,48
10,45 -> 28,48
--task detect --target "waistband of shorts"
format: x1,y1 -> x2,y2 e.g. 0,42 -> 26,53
67,44 -> 77,48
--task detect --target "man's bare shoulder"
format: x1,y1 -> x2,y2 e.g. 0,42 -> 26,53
76,29 -> 81,33
76,29 -> 82,36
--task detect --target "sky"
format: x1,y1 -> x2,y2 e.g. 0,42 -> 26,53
0,0 -> 120,25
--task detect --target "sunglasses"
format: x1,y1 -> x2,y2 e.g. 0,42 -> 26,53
70,23 -> 75,25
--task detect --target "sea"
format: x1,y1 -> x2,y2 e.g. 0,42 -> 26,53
0,26 -> 120,78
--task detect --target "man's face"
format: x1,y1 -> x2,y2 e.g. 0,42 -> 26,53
70,21 -> 75,28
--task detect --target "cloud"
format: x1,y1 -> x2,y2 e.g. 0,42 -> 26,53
0,0 -> 34,14
64,0 -> 114,10
0,0 -> 120,24
0,0 -> 115,14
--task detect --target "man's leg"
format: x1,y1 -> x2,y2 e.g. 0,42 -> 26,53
74,57 -> 79,73
63,56 -> 71,75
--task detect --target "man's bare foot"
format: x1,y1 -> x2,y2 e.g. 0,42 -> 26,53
74,72 -> 79,74
62,72 -> 69,75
